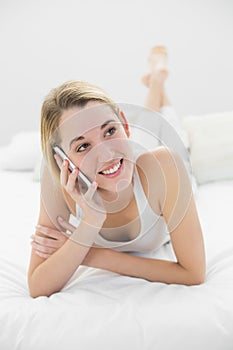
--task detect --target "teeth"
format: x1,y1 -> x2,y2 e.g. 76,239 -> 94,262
101,160 -> 121,175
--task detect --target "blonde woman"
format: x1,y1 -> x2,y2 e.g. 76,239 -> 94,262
28,47 -> 205,298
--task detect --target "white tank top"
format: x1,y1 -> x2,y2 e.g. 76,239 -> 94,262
73,166 -> 170,253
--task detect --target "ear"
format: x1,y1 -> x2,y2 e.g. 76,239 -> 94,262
119,111 -> 130,138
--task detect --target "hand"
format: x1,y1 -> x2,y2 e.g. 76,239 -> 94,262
31,219 -> 76,258
54,153 -> 106,226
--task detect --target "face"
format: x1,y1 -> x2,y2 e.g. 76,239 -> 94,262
57,101 -> 135,194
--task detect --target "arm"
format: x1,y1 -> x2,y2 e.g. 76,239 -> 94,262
82,149 -> 206,285
82,248 -> 202,285
28,154 -> 106,298
28,217 -> 101,298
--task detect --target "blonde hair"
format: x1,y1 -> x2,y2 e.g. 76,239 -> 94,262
41,80 -> 122,185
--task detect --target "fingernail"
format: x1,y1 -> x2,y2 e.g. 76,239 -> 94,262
72,168 -> 78,175
63,160 -> 67,167
92,181 -> 98,188
57,216 -> 64,221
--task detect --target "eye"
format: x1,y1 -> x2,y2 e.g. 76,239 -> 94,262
105,126 -> 116,136
76,143 -> 90,152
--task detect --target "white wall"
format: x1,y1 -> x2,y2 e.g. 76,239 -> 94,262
0,0 -> 232,146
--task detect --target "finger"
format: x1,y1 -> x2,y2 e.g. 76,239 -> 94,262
57,217 -> 76,233
53,153 -> 63,170
35,222 -> 73,238
32,234 -> 62,248
66,167 -> 79,193
84,181 -> 98,201
60,159 -> 69,186
31,241 -> 56,254
35,250 -> 50,259
59,230 -> 71,238
35,225 -> 62,239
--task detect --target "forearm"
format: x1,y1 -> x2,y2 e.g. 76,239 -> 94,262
28,220 -> 100,298
84,249 -> 204,286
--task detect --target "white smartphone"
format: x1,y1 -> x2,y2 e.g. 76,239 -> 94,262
53,145 -> 92,190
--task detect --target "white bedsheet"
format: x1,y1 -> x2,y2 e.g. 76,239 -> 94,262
0,170 -> 233,350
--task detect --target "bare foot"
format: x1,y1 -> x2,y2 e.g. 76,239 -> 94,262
148,46 -> 167,72
141,46 -> 168,87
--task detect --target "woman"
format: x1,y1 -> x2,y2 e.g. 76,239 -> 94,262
28,47 -> 206,298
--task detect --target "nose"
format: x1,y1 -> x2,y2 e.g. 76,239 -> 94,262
79,140 -> 120,176
96,142 -> 116,163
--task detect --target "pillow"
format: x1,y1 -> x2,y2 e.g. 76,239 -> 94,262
0,131 -> 41,171
182,111 -> 233,184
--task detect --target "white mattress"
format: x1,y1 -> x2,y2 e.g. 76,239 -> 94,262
0,169 -> 233,350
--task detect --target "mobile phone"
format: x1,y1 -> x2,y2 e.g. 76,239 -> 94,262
53,145 -> 92,189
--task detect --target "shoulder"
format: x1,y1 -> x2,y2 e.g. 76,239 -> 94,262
152,147 -> 193,231
138,146 -> 181,163
135,147 -> 191,215
135,146 -> 181,180
135,147 -> 171,214
136,146 -> 187,180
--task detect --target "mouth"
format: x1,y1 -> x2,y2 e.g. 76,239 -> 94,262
98,158 -> 124,178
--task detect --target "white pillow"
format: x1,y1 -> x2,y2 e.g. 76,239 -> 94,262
0,131 -> 41,171
182,111 -> 233,184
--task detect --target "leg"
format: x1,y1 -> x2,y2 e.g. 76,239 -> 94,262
141,47 -> 197,193
142,46 -> 169,111
144,78 -> 166,111
162,90 -> 171,107
142,46 -> 181,129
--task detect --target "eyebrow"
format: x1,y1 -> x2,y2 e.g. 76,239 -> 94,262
69,119 -> 116,150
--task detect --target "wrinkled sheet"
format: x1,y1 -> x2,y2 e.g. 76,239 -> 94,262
0,170 -> 233,350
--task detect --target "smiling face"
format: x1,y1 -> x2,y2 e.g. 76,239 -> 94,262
57,101 -> 135,196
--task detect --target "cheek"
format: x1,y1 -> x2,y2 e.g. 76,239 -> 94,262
71,138 -> 134,178
124,156 -> 135,179
112,134 -> 132,152
74,152 -> 97,179
67,151 -> 94,176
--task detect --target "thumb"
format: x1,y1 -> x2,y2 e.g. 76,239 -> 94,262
57,216 -> 76,234
60,230 -> 71,238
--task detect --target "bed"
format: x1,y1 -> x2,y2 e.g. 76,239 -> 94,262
0,110 -> 233,350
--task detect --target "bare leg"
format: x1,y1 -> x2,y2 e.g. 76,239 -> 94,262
141,47 -> 196,192
162,90 -> 171,107
142,46 -> 170,111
